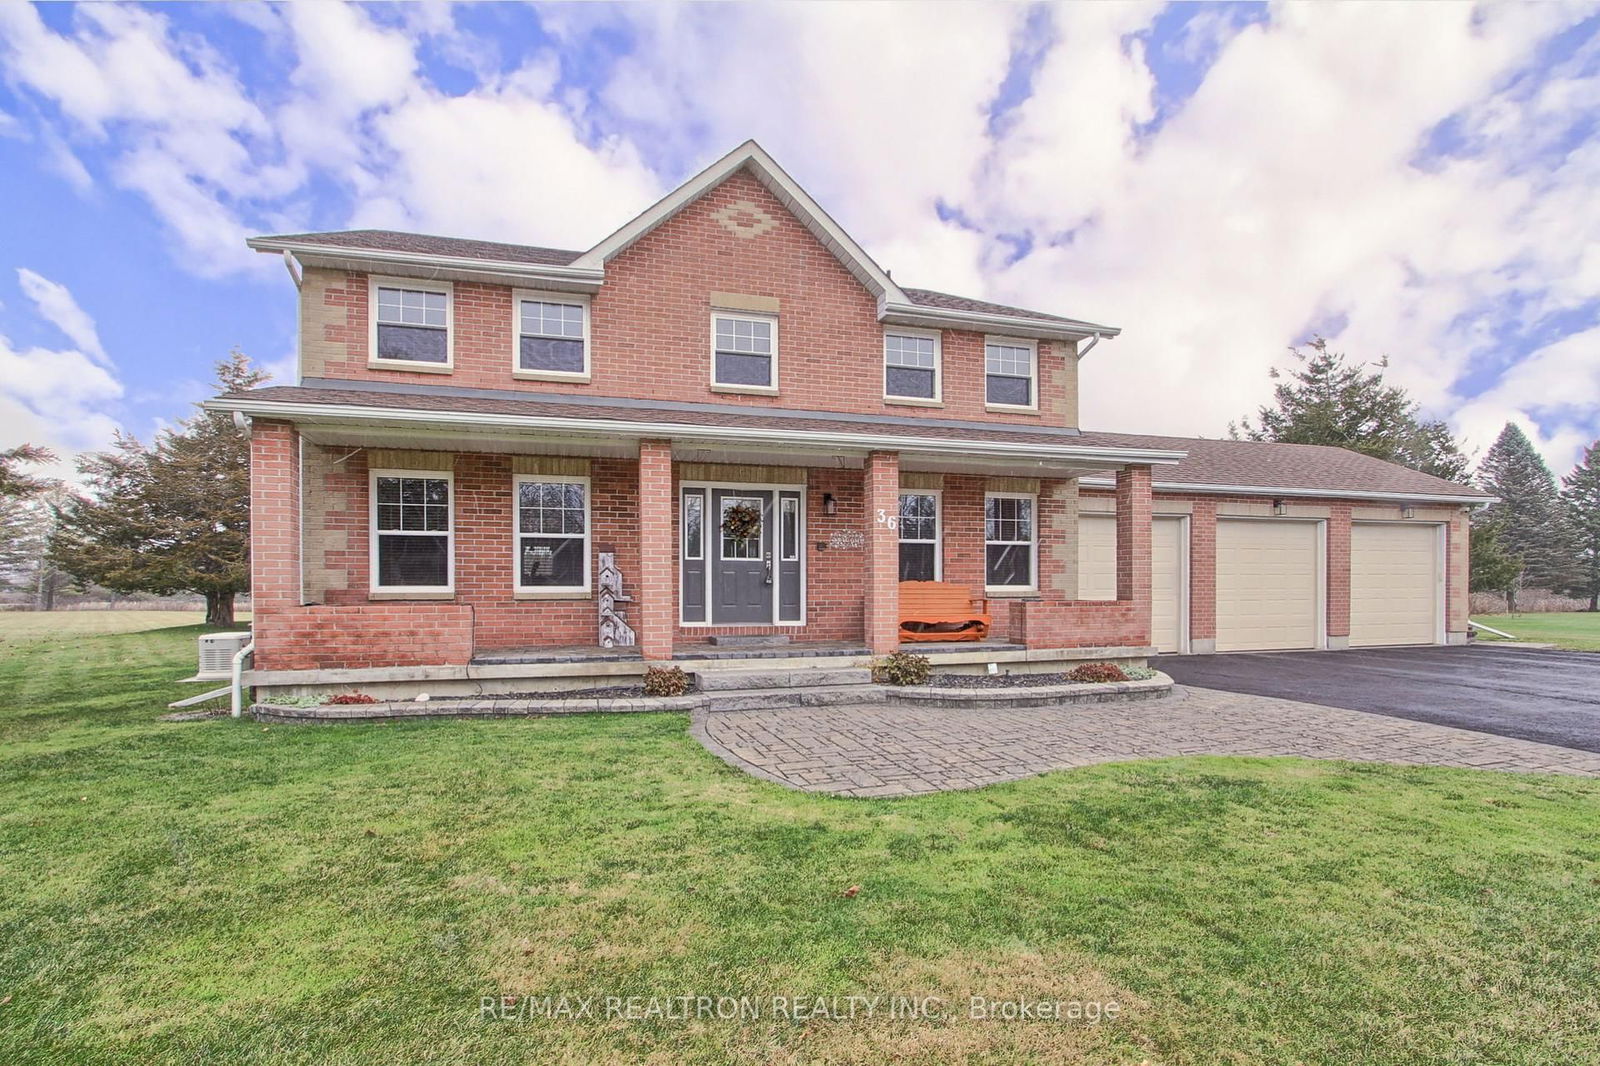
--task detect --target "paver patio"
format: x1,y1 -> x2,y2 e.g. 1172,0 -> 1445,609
691,686 -> 1600,796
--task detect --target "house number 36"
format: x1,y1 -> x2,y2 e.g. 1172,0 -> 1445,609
875,509 -> 899,529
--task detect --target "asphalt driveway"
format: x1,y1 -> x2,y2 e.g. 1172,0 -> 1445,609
1162,644 -> 1600,754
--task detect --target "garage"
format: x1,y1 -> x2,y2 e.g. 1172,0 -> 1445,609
1215,518 -> 1320,652
1349,522 -> 1441,647
1078,513 -> 1186,653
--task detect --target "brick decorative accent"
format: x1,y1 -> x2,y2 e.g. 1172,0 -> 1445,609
1326,503 -> 1352,639
863,451 -> 901,654
637,439 -> 674,660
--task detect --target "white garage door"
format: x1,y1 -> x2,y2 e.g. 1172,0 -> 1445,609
1078,514 -> 1185,653
1350,523 -> 1439,647
1215,519 -> 1320,652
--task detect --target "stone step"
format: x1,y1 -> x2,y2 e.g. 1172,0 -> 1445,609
708,634 -> 792,647
705,684 -> 886,713
695,666 -> 873,691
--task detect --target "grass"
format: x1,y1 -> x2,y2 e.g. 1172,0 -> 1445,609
0,609 -> 250,646
1471,611 -> 1600,652
3,622 -> 1600,1063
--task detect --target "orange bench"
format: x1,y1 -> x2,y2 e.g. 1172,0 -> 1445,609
898,581 -> 990,642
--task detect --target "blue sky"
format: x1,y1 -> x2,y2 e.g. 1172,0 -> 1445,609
2,1 -> 1598,484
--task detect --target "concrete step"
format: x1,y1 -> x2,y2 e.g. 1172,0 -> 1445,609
695,666 -> 873,691
705,684 -> 886,713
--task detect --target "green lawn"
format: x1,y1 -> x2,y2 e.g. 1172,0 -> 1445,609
1471,611 -> 1600,652
3,623 -> 1599,1064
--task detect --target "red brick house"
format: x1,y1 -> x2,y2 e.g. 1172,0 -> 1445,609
210,142 -> 1488,697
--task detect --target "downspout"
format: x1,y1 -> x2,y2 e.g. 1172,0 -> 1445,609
230,641 -> 255,718
1078,332 -> 1103,358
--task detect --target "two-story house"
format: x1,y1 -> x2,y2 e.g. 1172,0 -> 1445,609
210,141 -> 1487,699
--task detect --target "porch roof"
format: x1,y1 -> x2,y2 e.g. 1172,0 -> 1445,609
207,383 -> 1186,471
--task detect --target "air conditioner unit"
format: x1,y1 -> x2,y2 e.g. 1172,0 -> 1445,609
195,632 -> 252,681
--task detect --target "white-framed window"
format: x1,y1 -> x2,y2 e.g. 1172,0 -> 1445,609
370,277 -> 452,368
884,329 -> 942,402
780,496 -> 800,562
711,311 -> 778,392
515,290 -> 589,380
898,491 -> 941,581
514,474 -> 590,593
984,492 -> 1036,591
370,470 -> 453,592
984,336 -> 1037,409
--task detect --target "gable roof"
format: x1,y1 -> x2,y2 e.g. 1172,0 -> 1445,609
246,141 -> 1116,338
1074,430 -> 1489,503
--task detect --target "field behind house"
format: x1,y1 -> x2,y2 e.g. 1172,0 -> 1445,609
1471,611 -> 1600,652
2,617 -> 1599,1064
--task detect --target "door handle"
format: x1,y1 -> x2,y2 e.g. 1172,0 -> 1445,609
764,552 -> 773,585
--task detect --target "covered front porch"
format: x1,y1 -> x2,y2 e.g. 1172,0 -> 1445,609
240,396 -> 1183,689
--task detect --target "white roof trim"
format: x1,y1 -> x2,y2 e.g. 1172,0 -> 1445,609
208,395 -> 1186,468
245,238 -> 604,289
571,140 -> 910,304
1077,476 -> 1489,506
880,300 -> 1121,343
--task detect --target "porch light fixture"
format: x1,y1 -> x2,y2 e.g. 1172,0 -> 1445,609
1272,499 -> 1287,516
1401,505 -> 1415,519
822,492 -> 837,516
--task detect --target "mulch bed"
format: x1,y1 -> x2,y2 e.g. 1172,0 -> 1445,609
431,685 -> 646,701
927,672 -> 1078,689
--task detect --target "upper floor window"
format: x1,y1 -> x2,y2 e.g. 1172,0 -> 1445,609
884,331 -> 941,402
516,292 -> 589,380
985,337 -> 1036,409
711,312 -> 777,392
371,470 -> 453,592
515,475 -> 590,593
984,492 -> 1036,591
371,278 -> 451,368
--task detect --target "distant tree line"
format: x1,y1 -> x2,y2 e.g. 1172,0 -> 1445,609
1237,338 -> 1599,612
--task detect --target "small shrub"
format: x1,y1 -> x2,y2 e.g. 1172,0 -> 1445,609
324,692 -> 378,705
1121,665 -> 1157,681
644,665 -> 693,697
872,651 -> 932,686
1065,662 -> 1128,684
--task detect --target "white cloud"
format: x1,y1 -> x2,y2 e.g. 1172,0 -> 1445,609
16,269 -> 109,367
0,272 -> 124,482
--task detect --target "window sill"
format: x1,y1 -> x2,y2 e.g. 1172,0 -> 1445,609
369,590 -> 455,601
514,590 -> 592,601
368,360 -> 453,374
513,369 -> 591,384
884,396 -> 944,408
983,588 -> 1039,598
984,404 -> 1040,415
710,383 -> 779,396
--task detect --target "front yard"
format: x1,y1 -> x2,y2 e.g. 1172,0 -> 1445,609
1472,611 -> 1600,652
3,617 -> 1599,1064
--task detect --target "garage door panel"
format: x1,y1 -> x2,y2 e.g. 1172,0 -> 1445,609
1078,514 -> 1184,653
1350,523 -> 1438,647
1216,519 -> 1319,652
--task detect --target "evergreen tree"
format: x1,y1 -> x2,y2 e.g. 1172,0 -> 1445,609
0,444 -> 55,499
1562,440 -> 1600,611
1233,337 -> 1471,481
1476,422 -> 1572,610
0,486 -> 72,608
1468,516 -> 1522,609
50,352 -> 264,625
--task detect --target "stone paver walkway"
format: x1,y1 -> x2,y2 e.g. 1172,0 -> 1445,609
690,686 -> 1600,797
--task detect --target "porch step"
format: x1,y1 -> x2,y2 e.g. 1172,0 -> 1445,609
695,666 -> 872,691
707,634 -> 792,648
704,684 -> 886,713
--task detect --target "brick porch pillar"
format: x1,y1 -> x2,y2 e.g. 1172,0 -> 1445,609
863,450 -> 900,654
1114,466 -> 1153,647
637,439 -> 674,661
250,420 -> 301,612
1326,504 -> 1352,649
1446,507 -> 1470,643
1189,499 -> 1218,653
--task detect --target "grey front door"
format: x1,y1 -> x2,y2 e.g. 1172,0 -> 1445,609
712,489 -> 773,624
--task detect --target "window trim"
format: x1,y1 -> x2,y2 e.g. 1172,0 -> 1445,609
883,327 -> 943,406
368,276 -> 454,373
513,473 -> 592,596
709,310 -> 779,395
512,289 -> 591,383
983,335 -> 1038,413
897,489 -> 942,581
369,468 -> 455,595
682,488 -> 706,561
983,490 -> 1038,594
779,496 -> 800,562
